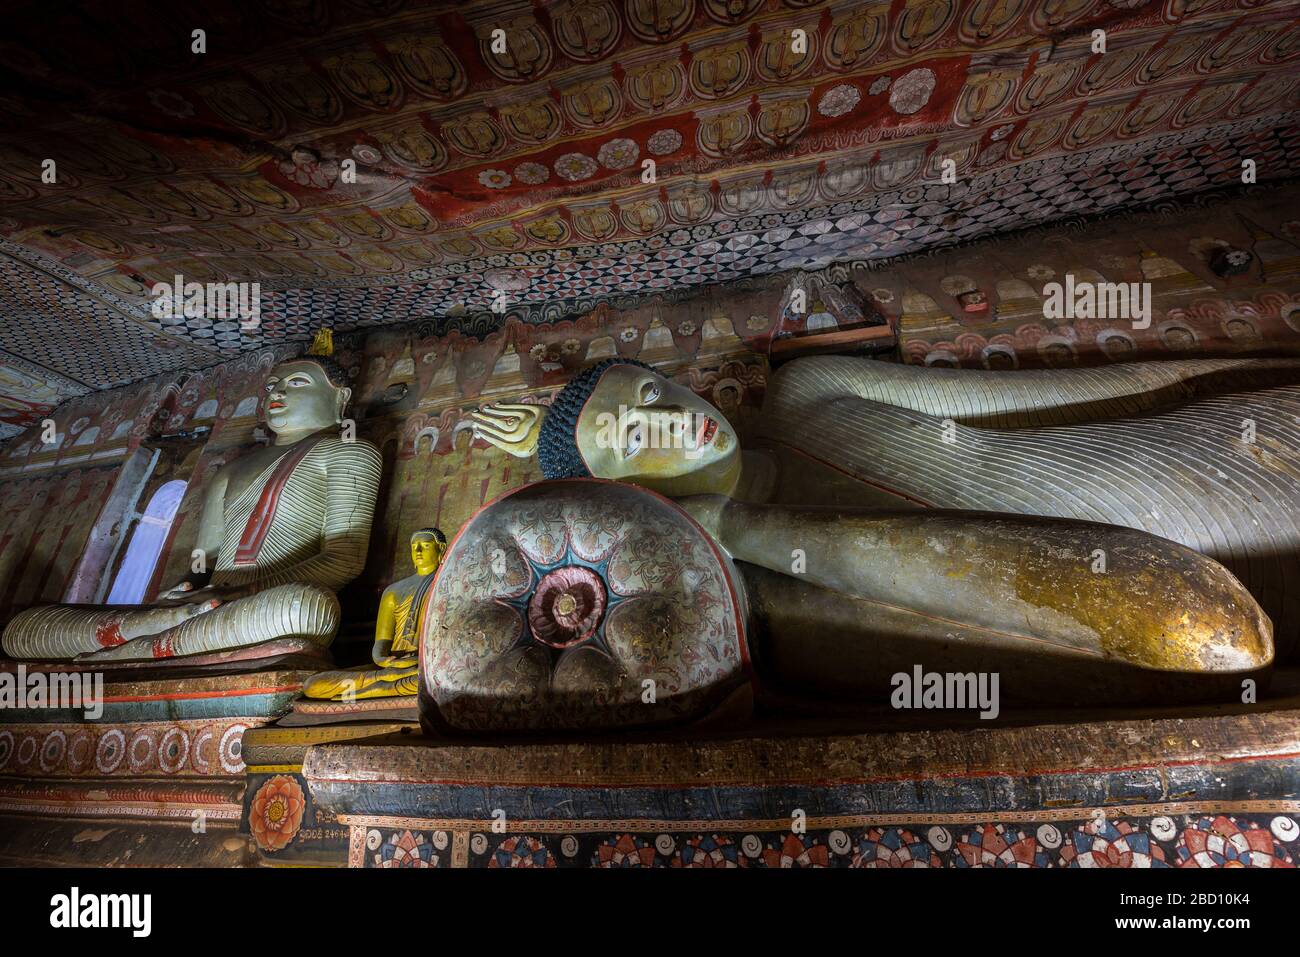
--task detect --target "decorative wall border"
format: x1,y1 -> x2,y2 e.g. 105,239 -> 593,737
338,802 -> 1300,868
0,718 -> 264,779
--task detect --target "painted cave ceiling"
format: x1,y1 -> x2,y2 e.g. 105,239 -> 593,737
0,0 -> 1297,438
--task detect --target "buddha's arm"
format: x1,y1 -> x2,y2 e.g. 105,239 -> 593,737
372,589 -> 402,665
249,441 -> 383,592
773,356 -> 1300,428
681,496 -> 1271,673
158,471 -> 227,600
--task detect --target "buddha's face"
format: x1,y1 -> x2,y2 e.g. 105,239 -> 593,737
410,534 -> 444,575
575,365 -> 740,498
263,360 -> 349,438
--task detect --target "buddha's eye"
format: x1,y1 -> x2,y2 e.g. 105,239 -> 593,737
640,380 -> 660,404
287,374 -> 311,387
625,422 -> 644,459
264,380 -> 277,392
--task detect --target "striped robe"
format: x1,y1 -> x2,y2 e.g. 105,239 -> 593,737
755,357 -> 1300,657
212,436 -> 383,594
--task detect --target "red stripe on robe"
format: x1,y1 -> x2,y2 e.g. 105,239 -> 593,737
95,613 -> 127,647
233,437 -> 323,567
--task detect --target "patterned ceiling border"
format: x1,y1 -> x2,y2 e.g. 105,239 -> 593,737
3,4 -> 1294,271
1,113 -> 1293,411
0,242 -> 223,390
0,239 -> 156,323
5,177 -> 1297,459
179,112 -> 1299,348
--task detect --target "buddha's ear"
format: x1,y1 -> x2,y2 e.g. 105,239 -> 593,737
470,402 -> 547,458
336,386 -> 353,420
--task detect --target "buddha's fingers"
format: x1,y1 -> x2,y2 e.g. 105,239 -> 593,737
471,419 -> 525,444
118,600 -> 210,639
476,404 -> 544,430
482,403 -> 543,415
475,402 -> 542,420
159,581 -> 194,601
473,423 -> 541,458
471,407 -> 522,427
475,403 -> 540,429
469,412 -> 523,435
76,631 -> 166,662
472,404 -> 544,456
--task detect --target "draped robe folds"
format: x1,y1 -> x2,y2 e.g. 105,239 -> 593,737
755,356 -> 1300,658
1,435 -> 382,661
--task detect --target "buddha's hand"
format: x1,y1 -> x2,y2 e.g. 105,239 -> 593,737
156,581 -> 224,607
470,402 -> 547,458
158,581 -> 201,602
157,581 -> 252,608
675,494 -> 732,544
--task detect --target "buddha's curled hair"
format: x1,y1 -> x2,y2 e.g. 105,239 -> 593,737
299,328 -> 354,392
301,355 -> 352,391
537,359 -> 654,479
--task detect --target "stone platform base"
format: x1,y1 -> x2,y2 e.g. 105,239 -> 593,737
241,720 -> 417,866
300,702 -> 1300,868
0,668 -> 314,867
0,813 -> 256,867
8,666 -> 1300,868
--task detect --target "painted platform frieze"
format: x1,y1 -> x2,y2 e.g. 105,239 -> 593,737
342,810 -> 1299,869
303,709 -> 1300,869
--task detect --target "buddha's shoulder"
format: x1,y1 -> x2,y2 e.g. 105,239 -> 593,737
766,354 -> 902,405
309,434 -> 382,465
385,572 -> 431,597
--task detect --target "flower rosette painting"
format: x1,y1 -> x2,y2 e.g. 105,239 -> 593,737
419,479 -> 750,733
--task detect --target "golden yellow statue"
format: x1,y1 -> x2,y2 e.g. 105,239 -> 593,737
302,528 -> 446,700
2,332 -> 383,663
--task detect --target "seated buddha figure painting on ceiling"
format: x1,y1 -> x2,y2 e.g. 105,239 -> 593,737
1,0 -> 1299,890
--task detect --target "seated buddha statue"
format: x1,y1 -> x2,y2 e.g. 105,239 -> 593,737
455,355 -> 1288,729
301,527 -> 446,701
1,335 -> 383,663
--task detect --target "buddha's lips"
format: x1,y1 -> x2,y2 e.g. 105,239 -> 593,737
268,401 -> 286,411
695,416 -> 718,448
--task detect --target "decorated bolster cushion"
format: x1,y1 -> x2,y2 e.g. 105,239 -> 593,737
419,479 -> 752,733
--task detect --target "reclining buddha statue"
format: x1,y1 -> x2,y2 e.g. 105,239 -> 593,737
446,355 -> 1296,732
1,335 -> 382,663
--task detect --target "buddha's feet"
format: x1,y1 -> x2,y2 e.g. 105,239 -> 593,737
302,663 -> 419,700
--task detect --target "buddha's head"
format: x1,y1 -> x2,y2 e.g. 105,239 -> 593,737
263,358 -> 352,441
410,527 -> 446,576
538,360 -> 740,498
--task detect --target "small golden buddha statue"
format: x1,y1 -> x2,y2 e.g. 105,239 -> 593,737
302,528 -> 446,701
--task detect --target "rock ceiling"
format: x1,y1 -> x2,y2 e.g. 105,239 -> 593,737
0,0 -> 1297,438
